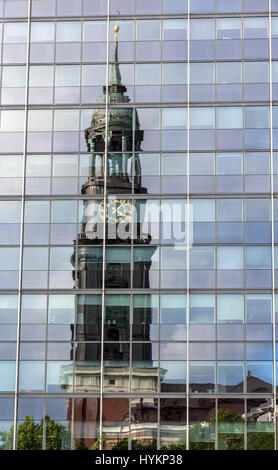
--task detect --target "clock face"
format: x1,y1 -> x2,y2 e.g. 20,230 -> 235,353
98,199 -> 134,223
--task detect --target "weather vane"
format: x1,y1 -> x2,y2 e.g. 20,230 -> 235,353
114,9 -> 120,41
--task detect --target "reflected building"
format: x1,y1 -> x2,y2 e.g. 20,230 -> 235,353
61,27 -> 160,449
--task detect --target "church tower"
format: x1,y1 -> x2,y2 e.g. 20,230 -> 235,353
73,24 -> 157,363
74,24 -> 156,291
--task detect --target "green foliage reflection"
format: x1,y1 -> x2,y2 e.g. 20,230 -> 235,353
0,415 -> 70,450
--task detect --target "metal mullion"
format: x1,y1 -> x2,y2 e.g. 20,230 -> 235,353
129,36 -> 136,446
13,0 -> 31,451
269,0 -> 277,450
186,0 -> 190,452
157,395 -> 160,451
128,292 -> 133,450
0,15 -> 4,99
71,394 -> 75,450
244,294 -> 247,395
42,258 -> 51,450
215,396 -> 218,450
99,1 -> 111,450
157,290 -> 161,448
244,397 -> 247,450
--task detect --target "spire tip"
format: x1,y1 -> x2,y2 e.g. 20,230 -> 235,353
114,9 -> 120,41
114,23 -> 120,41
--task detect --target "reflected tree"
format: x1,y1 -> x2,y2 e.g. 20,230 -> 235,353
247,432 -> 274,450
0,415 -> 70,450
190,408 -> 244,450
111,438 -> 157,450
213,409 -> 244,451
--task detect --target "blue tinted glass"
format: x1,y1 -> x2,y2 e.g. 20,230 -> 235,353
217,247 -> 243,269
217,362 -> 244,393
189,294 -> 215,323
189,362 -> 215,393
247,343 -> 273,361
216,0 -> 242,13
245,246 -> 271,269
245,107 -> 269,128
217,107 -> 242,129
217,294 -> 244,323
190,0 -> 214,13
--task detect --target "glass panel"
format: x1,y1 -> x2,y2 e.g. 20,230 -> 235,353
216,18 -> 242,39
102,398 -> 130,450
191,19 -> 214,40
189,294 -> 215,323
217,294 -> 244,323
189,398 -> 215,449
246,294 -> 272,323
130,397 -> 158,449
217,362 -> 244,392
218,399 -> 244,450
247,399 -> 274,449
73,397 -> 100,450
160,398 -> 186,450
189,362 -> 215,394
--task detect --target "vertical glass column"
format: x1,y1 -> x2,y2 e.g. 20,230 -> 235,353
13,0 -> 31,451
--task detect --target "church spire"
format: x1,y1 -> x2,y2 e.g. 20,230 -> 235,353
109,21 -> 122,86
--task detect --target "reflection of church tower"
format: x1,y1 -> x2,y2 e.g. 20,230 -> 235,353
63,25 -> 162,450
74,24 -> 155,292
73,24 -> 156,364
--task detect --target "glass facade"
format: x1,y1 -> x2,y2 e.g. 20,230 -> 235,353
0,0 -> 278,451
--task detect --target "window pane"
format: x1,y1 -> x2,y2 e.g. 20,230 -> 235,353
31,22 -> 55,42
190,108 -> 214,129
244,18 -> 268,38
216,62 -> 242,84
29,66 -> 54,87
190,63 -> 214,84
56,22 -> 81,42
217,247 -> 243,270
2,66 -> 26,87
190,294 -> 215,323
216,19 -> 242,39
163,63 -> 187,85
4,22 -> 28,43
217,153 -> 242,174
217,108 -> 242,129
244,62 -> 269,83
191,19 -> 214,40
217,295 -> 244,323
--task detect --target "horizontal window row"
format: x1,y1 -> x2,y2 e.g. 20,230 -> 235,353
4,84 -> 278,106
0,323 -> 276,343
1,151 -> 276,176
0,198 -> 276,223
5,221 -> 278,245
0,395 -> 275,450
4,61 -> 278,89
0,324 -> 276,342
1,341 -> 278,360
1,176 -> 278,197
3,17 -> 278,45
3,268 -> 278,290
2,40 -> 277,64
0,0 -> 277,20
1,131 -> 278,154
1,292 -> 278,326
0,107 -> 275,133
1,245 -> 278,271
0,198 -> 276,225
6,17 -> 278,44
0,359 -> 275,396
